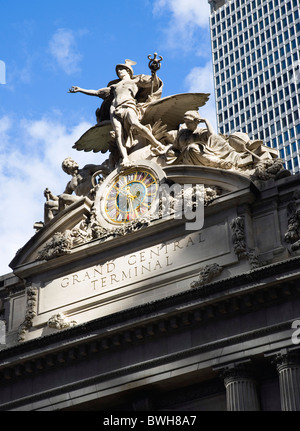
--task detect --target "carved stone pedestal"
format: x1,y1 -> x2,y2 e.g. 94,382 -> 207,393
219,363 -> 260,411
273,351 -> 300,411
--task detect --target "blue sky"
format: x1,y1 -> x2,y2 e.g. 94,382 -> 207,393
0,0 -> 215,275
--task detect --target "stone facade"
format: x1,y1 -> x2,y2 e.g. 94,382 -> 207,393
0,56 -> 300,411
0,166 -> 300,411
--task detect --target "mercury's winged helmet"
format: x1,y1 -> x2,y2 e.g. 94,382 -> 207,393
115,59 -> 137,78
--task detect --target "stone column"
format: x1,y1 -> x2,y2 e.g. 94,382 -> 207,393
219,363 -> 260,411
273,351 -> 300,411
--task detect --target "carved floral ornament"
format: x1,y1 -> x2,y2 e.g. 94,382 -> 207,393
190,263 -> 223,289
189,215 -> 263,290
18,287 -> 38,342
18,290 -> 77,341
47,313 -> 77,330
230,216 -> 259,269
284,190 -> 300,252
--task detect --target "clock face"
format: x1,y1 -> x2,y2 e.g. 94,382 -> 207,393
104,169 -> 159,223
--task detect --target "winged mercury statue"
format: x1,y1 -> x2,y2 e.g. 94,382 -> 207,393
69,58 -> 210,168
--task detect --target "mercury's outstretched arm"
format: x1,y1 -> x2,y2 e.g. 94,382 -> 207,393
68,86 -> 110,98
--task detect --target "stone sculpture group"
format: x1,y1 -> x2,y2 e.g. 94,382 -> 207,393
68,56 -> 281,173
40,54 -> 289,228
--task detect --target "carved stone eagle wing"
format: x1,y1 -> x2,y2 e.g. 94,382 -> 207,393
141,92 -> 210,130
72,121 -> 113,153
73,93 -> 210,154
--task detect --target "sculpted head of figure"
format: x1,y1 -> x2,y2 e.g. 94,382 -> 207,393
115,59 -> 136,79
62,157 -> 79,175
116,66 -> 131,80
183,110 -> 202,132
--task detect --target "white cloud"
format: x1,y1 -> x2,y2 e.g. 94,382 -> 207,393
154,0 -> 210,27
0,115 -> 12,135
49,28 -> 82,75
184,62 -> 217,131
185,62 -> 214,93
153,0 -> 210,52
0,114 -> 106,275
0,60 -> 6,84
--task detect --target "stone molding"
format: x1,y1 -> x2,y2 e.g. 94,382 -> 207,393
1,257 -> 300,409
0,304 -> 296,382
0,321 -> 291,411
6,255 -> 300,348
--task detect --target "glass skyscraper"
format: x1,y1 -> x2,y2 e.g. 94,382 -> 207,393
208,0 -> 300,173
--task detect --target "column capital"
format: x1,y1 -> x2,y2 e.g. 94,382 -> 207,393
215,360 -> 256,384
269,349 -> 300,372
214,360 -> 260,410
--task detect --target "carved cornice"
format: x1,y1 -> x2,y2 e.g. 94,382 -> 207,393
0,321 -> 292,411
0,256 -> 300,402
2,256 -> 300,353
